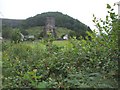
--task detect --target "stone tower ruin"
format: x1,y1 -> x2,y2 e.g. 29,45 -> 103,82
44,17 -> 56,38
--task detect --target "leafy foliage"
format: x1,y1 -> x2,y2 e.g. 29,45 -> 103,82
2,4 -> 119,89
10,29 -> 22,43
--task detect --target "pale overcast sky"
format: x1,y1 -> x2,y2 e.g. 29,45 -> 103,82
0,0 -> 119,30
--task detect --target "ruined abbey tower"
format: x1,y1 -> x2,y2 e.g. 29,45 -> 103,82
44,17 -> 56,38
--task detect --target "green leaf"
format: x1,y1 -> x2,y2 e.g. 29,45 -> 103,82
107,4 -> 111,9
37,81 -> 47,88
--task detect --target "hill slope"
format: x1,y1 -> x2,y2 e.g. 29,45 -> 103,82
2,19 -> 23,28
24,26 -> 75,38
22,12 -> 92,36
2,12 -> 92,38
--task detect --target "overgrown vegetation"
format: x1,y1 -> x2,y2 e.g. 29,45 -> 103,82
2,4 -> 119,89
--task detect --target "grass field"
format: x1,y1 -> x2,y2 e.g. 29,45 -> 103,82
15,40 -> 73,49
25,26 -> 74,38
20,40 -> 72,48
53,40 -> 72,48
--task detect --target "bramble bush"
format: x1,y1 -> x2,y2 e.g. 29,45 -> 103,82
2,4 -> 119,88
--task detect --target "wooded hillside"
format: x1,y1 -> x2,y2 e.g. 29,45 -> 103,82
2,12 -> 92,38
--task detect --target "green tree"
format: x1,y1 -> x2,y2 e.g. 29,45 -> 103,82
2,26 -> 13,39
11,29 -> 21,43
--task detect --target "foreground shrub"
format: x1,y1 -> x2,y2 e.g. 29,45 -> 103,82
2,4 -> 119,88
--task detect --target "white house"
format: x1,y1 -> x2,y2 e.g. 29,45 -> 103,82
0,37 -> 2,40
63,34 -> 68,40
24,35 -> 35,41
